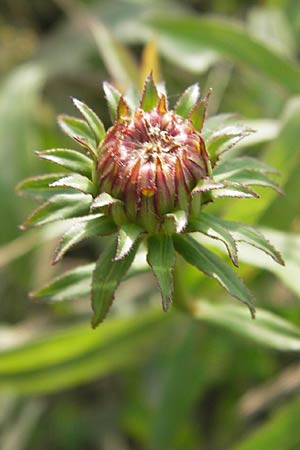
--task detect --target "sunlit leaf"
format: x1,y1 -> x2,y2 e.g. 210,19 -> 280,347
16,173 -> 69,200
213,157 -> 278,179
115,223 -> 144,260
173,235 -> 255,317
222,170 -> 283,194
57,115 -> 97,157
174,83 -> 200,118
195,300 -> 300,351
50,174 -> 97,195
148,16 -> 300,93
91,238 -> 139,327
72,98 -> 105,144
90,18 -> 139,87
21,194 -> 92,229
103,82 -> 122,122
30,263 -> 95,301
53,214 -> 117,263
0,311 -> 172,394
140,73 -> 159,111
161,210 -> 188,234
195,215 -> 284,266
147,234 -> 175,311
36,149 -> 93,178
188,213 -> 238,266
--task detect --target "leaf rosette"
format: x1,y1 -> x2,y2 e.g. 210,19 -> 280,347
17,75 -> 284,327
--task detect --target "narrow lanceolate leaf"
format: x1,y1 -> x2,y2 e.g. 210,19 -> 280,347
103,82 -> 122,122
148,17 -> 300,94
16,173 -> 69,200
115,223 -> 144,261
72,98 -> 105,144
50,174 -> 97,195
147,234 -> 176,311
0,311 -> 171,394
173,234 -> 256,318
53,214 -> 117,263
91,239 -> 139,327
140,73 -> 159,112
208,216 -> 284,265
193,178 -> 259,199
161,210 -> 188,234
193,178 -> 226,193
222,170 -> 283,194
91,192 -> 122,210
188,213 -> 238,266
36,149 -> 93,178
21,193 -> 92,229
57,115 -> 97,157
207,125 -> 253,161
213,156 -> 278,180
174,83 -> 200,118
188,90 -> 211,132
211,181 -> 259,199
193,301 -> 300,351
30,263 -> 95,302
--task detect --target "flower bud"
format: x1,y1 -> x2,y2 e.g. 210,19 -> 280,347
97,101 -> 210,232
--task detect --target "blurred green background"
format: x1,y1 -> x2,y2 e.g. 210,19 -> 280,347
1,0 -> 300,449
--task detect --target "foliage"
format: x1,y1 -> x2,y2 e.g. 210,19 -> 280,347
1,0 -> 300,449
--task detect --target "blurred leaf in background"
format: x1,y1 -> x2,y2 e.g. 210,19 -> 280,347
1,0 -> 300,449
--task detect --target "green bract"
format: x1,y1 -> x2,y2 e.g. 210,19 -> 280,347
17,75 -> 284,327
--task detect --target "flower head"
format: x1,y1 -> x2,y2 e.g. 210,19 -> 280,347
17,75 -> 284,327
97,96 -> 210,231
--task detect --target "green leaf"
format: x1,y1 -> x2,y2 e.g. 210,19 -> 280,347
57,115 -> 97,157
148,16 -> 300,94
90,19 -> 140,87
21,193 -> 92,229
31,263 -> 95,301
31,250 -> 149,303
174,83 -> 199,118
148,324 -> 215,450
213,157 -> 278,179
233,228 -> 299,296
196,215 -> 284,266
195,300 -> 300,351
188,213 -> 238,266
115,223 -> 144,261
211,181 -> 259,199
227,99 -> 300,222
221,169 -> 283,194
49,174 -> 97,195
140,73 -> 159,112
188,90 -> 211,132
0,310 -> 172,394
103,82 -> 122,122
233,399 -> 300,450
193,178 -> 259,199
91,192 -> 122,210
173,234 -> 255,317
161,210 -> 188,234
53,214 -> 117,263
207,125 -> 253,160
36,148 -> 93,178
16,173 -> 69,200
91,238 -> 139,327
72,98 -> 105,144
147,234 -> 176,311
